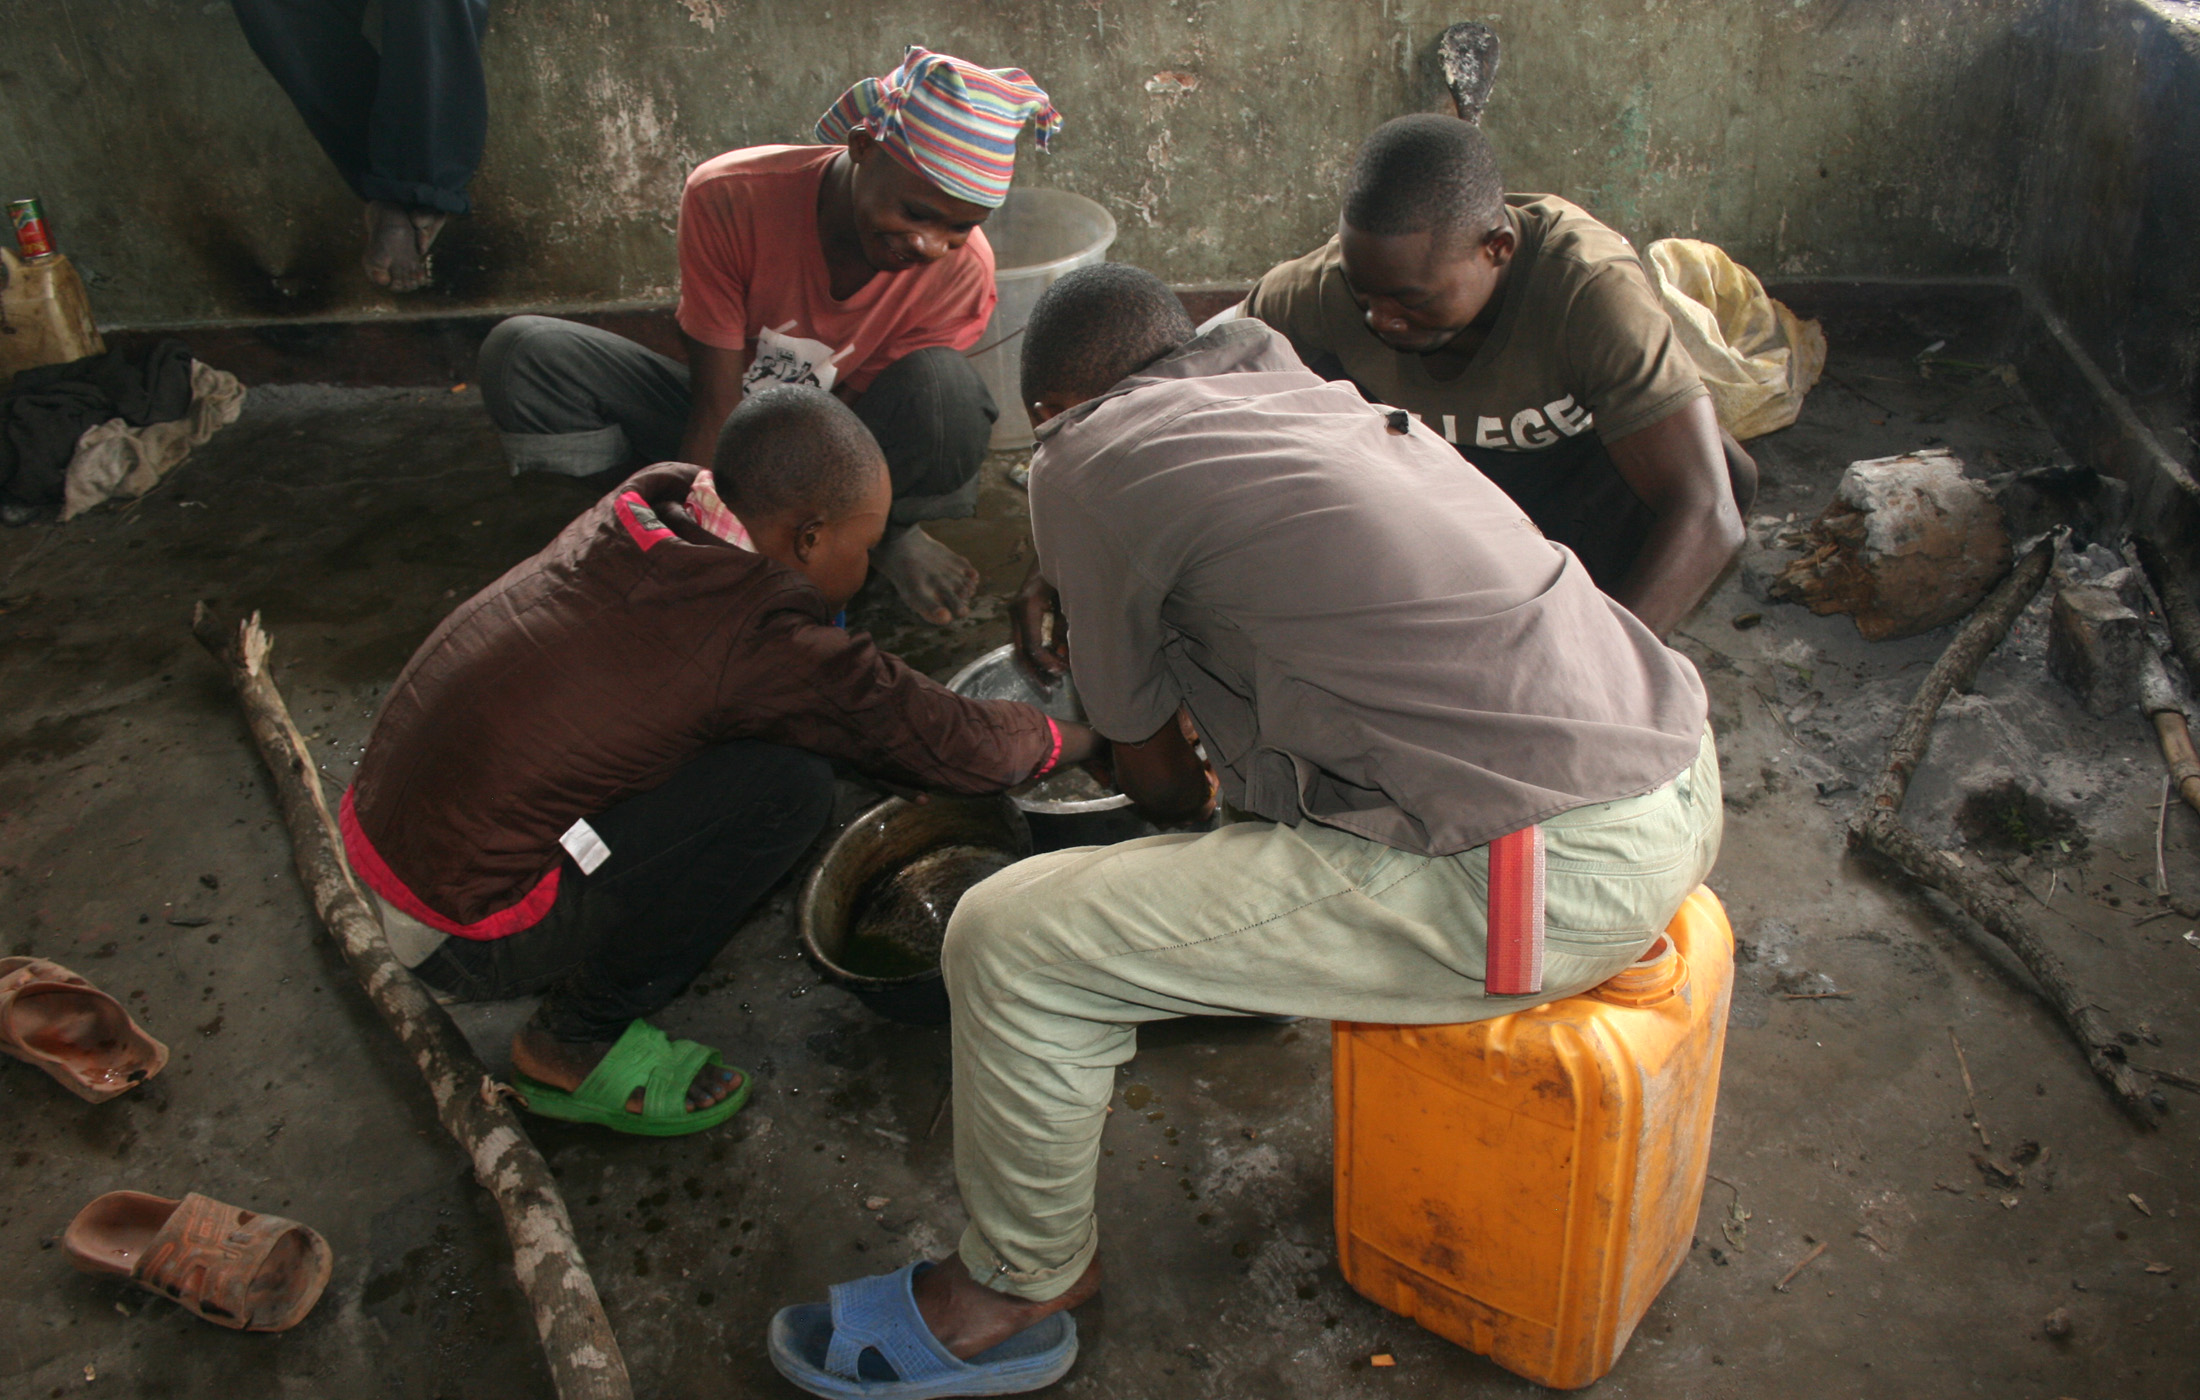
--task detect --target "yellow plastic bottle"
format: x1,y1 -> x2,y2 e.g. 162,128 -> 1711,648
0,245 -> 105,382
1332,885 -> 1735,1389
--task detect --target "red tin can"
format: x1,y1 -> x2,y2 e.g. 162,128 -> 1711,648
10,199 -> 56,258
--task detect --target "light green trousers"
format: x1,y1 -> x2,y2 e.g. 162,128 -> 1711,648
941,728 -> 1724,1301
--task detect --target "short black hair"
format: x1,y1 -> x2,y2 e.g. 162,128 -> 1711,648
1021,262 -> 1195,407
1341,114 -> 1506,243
712,384 -> 885,522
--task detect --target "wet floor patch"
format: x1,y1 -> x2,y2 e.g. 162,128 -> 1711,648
0,713 -> 104,769
1955,777 -> 2088,861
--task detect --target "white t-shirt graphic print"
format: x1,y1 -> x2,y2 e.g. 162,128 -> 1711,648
743,322 -> 852,394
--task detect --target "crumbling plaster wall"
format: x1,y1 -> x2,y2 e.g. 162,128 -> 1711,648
1,0 -> 2049,328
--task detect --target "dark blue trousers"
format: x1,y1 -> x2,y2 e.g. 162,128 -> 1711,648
230,0 -> 490,214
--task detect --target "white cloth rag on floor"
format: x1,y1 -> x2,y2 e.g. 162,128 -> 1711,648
61,359 -> 247,521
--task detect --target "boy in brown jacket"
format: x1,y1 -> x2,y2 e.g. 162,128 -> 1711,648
343,385 -> 1096,1134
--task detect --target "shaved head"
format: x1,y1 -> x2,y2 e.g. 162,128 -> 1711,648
1343,114 -> 1506,245
712,384 -> 886,524
1021,262 -> 1196,407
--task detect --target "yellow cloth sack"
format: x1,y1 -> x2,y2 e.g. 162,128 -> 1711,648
1645,238 -> 1827,441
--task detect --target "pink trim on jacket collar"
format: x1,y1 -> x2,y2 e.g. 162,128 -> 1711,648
687,470 -> 756,550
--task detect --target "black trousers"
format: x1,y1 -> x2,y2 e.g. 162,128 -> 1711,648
412,741 -> 836,1042
475,316 -> 999,527
1464,433 -> 1758,592
1464,436 -> 1658,591
230,0 -> 490,214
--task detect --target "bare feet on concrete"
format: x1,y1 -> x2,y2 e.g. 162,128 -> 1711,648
362,200 -> 450,292
874,523 -> 980,625
509,1023 -> 743,1114
912,1253 -> 1102,1360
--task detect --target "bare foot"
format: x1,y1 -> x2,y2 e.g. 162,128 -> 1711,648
363,200 -> 449,292
873,524 -> 980,625
509,1023 -> 742,1115
911,1253 -> 1101,1360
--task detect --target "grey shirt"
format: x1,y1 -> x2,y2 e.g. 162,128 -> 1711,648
1029,321 -> 1708,856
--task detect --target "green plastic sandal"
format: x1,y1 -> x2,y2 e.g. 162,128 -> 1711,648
512,1020 -> 751,1137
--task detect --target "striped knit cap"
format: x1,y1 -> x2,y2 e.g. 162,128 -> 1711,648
815,47 -> 1061,209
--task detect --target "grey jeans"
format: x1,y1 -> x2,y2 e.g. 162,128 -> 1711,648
476,315 -> 998,527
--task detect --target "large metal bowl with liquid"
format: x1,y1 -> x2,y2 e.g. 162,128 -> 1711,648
943,645 -> 1159,851
798,794 -> 1031,1025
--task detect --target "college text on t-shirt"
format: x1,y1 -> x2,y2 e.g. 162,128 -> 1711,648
1413,395 -> 1596,451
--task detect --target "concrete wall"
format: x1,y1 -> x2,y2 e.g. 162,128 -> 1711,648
2015,0 -> 2200,447
2,0 -> 2048,328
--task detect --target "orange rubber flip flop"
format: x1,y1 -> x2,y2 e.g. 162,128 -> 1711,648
64,1191 -> 333,1332
0,956 -> 169,1102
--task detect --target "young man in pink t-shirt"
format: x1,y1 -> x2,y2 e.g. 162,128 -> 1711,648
477,48 -> 1060,624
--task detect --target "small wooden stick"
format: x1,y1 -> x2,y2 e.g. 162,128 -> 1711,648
1949,1028 -> 1990,1149
2157,774 -> 2174,896
193,605 -> 631,1400
2133,1063 -> 2200,1094
1773,1241 -> 1829,1293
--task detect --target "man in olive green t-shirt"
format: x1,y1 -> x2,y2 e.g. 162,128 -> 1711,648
1243,114 -> 1754,637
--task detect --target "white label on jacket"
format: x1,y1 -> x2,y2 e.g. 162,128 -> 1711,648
560,817 -> 612,875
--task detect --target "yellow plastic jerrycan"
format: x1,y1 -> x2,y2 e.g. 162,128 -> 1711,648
1332,885 -> 1734,1389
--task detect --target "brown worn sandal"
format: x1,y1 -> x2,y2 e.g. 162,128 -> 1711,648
64,1191 -> 333,1332
0,956 -> 169,1102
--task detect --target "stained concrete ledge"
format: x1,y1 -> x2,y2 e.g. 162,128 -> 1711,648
101,287 -> 1250,393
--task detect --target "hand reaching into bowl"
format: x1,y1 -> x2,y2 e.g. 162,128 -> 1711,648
1011,558 -> 1069,680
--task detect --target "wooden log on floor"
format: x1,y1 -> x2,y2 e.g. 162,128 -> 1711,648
2132,534 -> 2200,683
1858,540 -> 2056,820
2130,536 -> 2200,819
1847,540 -> 2159,1125
2140,653 -> 2200,819
192,604 -> 633,1400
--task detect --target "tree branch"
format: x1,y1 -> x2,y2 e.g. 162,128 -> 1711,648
1845,540 -> 2158,1125
192,604 -> 632,1400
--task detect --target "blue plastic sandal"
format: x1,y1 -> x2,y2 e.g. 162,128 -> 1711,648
767,1262 -> 1079,1399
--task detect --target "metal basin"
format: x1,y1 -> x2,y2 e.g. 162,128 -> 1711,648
798,794 -> 1031,1026
943,645 -> 1159,851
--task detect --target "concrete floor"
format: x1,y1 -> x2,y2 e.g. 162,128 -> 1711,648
0,300 -> 2195,1398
